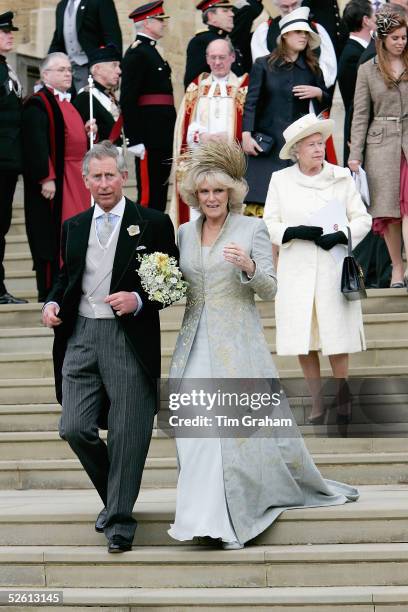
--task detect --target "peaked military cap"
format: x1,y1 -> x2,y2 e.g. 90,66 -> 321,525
196,0 -> 234,11
129,1 -> 169,22
0,11 -> 18,32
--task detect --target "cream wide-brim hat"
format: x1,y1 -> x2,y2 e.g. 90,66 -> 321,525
279,113 -> 335,160
276,6 -> 321,51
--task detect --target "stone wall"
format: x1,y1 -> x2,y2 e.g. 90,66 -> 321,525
2,0 -> 349,103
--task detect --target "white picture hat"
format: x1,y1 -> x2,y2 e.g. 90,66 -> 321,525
277,6 -> 320,51
279,113 -> 334,160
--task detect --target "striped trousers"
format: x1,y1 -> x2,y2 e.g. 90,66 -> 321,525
60,316 -> 156,542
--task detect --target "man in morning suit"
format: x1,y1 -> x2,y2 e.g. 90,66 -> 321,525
120,1 -> 176,213
184,0 -> 263,89
0,12 -> 27,305
74,44 -> 124,145
302,0 -> 347,58
48,0 -> 122,93
338,0 -> 375,164
42,141 -> 178,553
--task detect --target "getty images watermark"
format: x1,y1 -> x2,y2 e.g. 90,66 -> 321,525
157,379 -> 299,438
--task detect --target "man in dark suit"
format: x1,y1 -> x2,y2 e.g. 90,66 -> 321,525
48,0 -> 122,93
302,0 -> 348,57
120,1 -> 176,213
338,0 -> 375,164
184,0 -> 263,89
0,11 -> 27,305
42,141 -> 178,553
74,44 -> 124,145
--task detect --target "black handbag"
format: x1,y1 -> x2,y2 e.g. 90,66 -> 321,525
341,227 -> 367,301
253,132 -> 274,155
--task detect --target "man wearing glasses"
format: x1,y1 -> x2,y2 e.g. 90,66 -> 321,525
171,38 -> 249,226
22,52 -> 95,301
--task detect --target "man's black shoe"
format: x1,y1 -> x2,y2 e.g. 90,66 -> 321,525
108,535 -> 132,553
0,292 -> 28,304
95,507 -> 107,533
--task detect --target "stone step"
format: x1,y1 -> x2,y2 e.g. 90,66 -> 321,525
2,314 -> 408,355
0,585 -> 407,610
0,429 -> 177,460
0,405 -> 61,432
1,341 -> 408,379
0,303 -> 43,327
0,379 -> 57,405
0,289 -> 407,329
4,234 -> 28,255
0,328 -> 53,353
4,271 -> 36,294
4,252 -> 33,274
2,394 -> 408,431
1,429 -> 407,460
158,289 -> 408,325
0,318 -> 408,356
0,450 -> 407,490
2,543 -> 408,590
7,217 -> 27,237
0,486 -> 405,546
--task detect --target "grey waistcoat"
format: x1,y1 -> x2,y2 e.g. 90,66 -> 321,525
78,219 -> 120,319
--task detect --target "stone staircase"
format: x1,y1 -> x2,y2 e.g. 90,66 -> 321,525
1,181 -> 408,610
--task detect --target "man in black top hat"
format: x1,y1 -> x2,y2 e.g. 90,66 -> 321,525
48,0 -> 122,93
0,11 -> 27,305
74,45 -> 124,145
184,0 -> 263,90
120,1 -> 176,212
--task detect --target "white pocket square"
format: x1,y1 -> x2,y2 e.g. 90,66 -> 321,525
136,245 -> 147,251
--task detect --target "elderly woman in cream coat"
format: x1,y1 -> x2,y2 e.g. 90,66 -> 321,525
264,114 -> 372,424
168,141 -> 358,551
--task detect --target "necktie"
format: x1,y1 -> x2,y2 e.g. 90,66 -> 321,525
67,0 -> 76,17
98,213 -> 114,247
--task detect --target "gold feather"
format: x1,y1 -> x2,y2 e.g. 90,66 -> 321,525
179,140 -> 246,181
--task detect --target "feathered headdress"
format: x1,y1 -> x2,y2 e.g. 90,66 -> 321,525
376,11 -> 402,38
180,140 -> 247,182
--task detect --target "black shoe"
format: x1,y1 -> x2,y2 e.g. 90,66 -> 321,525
108,535 -> 132,553
95,507 -> 107,533
0,292 -> 28,304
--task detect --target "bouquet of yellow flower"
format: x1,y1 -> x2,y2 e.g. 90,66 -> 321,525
137,252 -> 187,306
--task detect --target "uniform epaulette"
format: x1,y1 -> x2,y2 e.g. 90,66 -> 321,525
131,40 -> 142,49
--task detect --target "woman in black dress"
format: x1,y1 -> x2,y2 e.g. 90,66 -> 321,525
242,6 -> 330,212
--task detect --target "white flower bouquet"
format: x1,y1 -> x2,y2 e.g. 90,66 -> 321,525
137,252 -> 187,306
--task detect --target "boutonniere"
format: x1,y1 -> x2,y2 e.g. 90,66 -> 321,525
127,224 -> 140,237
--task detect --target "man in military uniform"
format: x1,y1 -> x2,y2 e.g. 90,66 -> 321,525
184,0 -> 264,90
0,11 -> 27,304
74,44 -> 124,145
120,1 -> 176,212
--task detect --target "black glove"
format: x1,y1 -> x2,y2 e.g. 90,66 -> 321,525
282,225 -> 323,244
316,231 -> 348,251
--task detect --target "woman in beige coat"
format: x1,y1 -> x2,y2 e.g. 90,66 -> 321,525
264,114 -> 371,423
349,10 -> 408,288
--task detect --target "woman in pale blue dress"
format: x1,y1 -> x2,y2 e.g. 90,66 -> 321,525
168,141 -> 359,550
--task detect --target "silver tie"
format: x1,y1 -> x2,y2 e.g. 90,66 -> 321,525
67,0 -> 76,16
98,213 -> 114,247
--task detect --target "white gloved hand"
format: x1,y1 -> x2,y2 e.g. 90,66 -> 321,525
127,143 -> 146,159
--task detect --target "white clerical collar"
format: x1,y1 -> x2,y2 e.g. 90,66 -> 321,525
349,34 -> 369,49
212,73 -> 229,83
94,196 -> 126,219
45,85 -> 71,102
